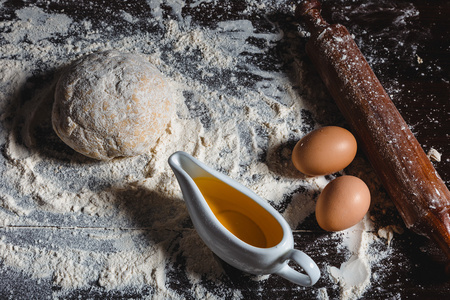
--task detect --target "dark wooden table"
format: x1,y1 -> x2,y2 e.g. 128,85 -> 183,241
0,0 -> 448,299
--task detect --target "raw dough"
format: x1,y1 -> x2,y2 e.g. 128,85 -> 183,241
52,50 -> 175,160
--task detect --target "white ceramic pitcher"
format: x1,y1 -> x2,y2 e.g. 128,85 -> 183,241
168,151 -> 320,286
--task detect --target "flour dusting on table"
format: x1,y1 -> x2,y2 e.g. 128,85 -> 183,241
0,1 -> 410,299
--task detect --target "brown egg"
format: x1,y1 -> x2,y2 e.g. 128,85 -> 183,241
315,175 -> 371,232
291,126 -> 357,176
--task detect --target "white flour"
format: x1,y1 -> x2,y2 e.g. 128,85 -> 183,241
0,1 -> 412,299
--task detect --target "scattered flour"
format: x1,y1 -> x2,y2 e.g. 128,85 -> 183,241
328,218 -> 376,300
0,1 -> 406,299
427,148 -> 442,162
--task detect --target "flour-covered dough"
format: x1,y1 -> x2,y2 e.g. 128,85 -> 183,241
52,50 -> 175,160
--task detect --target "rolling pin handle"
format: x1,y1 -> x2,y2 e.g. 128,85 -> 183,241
295,0 -> 328,34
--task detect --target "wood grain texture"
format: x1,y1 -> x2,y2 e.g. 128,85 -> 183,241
297,0 -> 450,268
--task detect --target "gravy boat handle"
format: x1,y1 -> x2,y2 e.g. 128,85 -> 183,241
275,249 -> 320,286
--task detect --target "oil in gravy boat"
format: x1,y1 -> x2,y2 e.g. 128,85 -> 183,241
168,151 -> 320,286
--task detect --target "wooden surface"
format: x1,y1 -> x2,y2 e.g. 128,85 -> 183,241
299,0 -> 450,268
0,0 -> 449,299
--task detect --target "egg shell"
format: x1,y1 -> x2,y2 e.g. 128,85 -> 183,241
315,175 -> 371,232
292,126 -> 357,176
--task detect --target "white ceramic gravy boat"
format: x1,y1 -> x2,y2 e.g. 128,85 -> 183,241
168,151 -> 320,286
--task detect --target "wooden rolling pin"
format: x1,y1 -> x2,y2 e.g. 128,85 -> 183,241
296,0 -> 450,269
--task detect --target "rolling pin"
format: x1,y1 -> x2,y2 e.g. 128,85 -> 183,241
296,0 -> 450,269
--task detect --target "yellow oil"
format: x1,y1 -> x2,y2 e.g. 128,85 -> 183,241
193,177 -> 283,248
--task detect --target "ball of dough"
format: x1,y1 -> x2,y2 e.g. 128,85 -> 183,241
52,50 -> 175,160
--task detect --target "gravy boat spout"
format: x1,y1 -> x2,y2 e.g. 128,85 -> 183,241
168,151 -> 320,286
